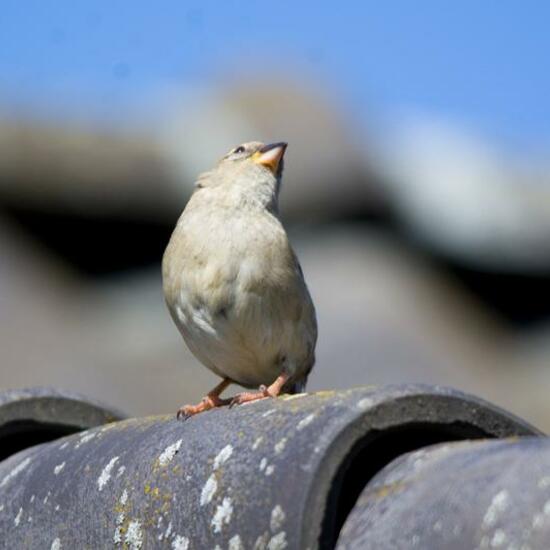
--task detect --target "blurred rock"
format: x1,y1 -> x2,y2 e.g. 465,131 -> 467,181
0,116 -> 177,220
0,78 -> 383,226
375,116 -> 550,273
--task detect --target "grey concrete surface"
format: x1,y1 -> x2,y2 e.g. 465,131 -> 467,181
0,385 -> 538,549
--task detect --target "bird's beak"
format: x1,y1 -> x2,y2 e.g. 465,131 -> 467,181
252,142 -> 287,173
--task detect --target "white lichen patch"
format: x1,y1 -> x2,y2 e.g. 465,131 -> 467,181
55,504 -> 60,511
116,465 -> 126,478
260,457 -> 274,475
538,476 -> 550,489
490,529 -> 507,547
274,438 -> 287,455
158,439 -> 183,467
270,505 -> 286,532
116,512 -> 125,527
211,497 -> 233,533
252,437 -> 263,450
261,410 -> 276,418
14,507 -> 23,526
200,474 -> 218,506
97,456 -> 119,491
482,490 -> 509,529
296,413 -> 316,430
172,535 -> 189,550
410,449 -> 429,471
29,495 -> 35,503
228,534 -> 244,550
213,444 -> 233,469
43,492 -> 50,504
125,520 -> 143,550
164,521 -> 173,539
356,397 -> 374,411
59,442 -> 69,450
0,503 -> 4,512
114,527 -> 123,545
51,538 -> 61,550
267,531 -> 288,550
120,489 -> 129,506
532,498 -> 550,529
532,512 -> 545,529
53,462 -> 65,475
0,456 -> 31,488
253,532 -> 270,550
75,432 -> 96,449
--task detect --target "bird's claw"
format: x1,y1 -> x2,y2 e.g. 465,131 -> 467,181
176,394 -> 231,420
229,387 -> 271,408
176,407 -> 193,421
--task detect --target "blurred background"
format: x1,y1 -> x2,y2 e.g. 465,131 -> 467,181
2,1 -> 550,428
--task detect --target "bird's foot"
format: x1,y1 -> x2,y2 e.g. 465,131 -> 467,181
176,394 -> 231,421
229,385 -> 275,408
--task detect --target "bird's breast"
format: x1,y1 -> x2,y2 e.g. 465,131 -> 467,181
162,205 -> 315,386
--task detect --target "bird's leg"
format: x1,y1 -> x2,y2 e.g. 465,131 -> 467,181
229,373 -> 289,407
176,378 -> 232,420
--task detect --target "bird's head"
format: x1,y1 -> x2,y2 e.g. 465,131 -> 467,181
220,141 -> 287,179
195,141 -> 288,210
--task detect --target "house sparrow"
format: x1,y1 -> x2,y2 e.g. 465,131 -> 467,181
162,141 -> 317,419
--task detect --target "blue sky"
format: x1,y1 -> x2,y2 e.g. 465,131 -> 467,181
1,1 -> 549,148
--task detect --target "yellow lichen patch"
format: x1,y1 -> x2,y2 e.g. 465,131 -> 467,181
370,482 -> 408,499
140,490 -> 174,532
112,488 -> 133,547
280,393 -> 308,401
313,390 -> 338,398
144,484 -> 161,498
141,516 -> 157,529
113,501 -> 128,517
103,416 -> 164,435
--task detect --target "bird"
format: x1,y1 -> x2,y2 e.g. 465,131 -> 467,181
162,141 -> 317,419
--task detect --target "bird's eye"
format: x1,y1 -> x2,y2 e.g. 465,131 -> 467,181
234,146 -> 245,154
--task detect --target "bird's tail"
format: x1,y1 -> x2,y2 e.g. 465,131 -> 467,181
286,376 -> 308,395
